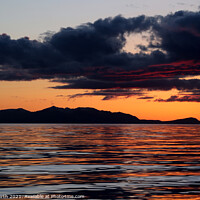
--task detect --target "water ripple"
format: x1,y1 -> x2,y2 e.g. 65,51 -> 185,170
0,124 -> 200,199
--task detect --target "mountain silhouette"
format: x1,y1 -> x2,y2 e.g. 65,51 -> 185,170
165,117 -> 200,124
0,106 -> 199,124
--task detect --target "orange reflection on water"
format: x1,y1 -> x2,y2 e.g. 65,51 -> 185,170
150,194 -> 200,200
0,124 -> 200,199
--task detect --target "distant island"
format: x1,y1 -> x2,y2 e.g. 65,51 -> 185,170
0,106 -> 199,124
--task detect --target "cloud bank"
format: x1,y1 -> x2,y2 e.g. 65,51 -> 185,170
1,10 -> 200,101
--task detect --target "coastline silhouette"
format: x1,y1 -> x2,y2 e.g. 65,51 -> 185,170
0,106 -> 199,124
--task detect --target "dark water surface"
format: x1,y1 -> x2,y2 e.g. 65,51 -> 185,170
0,124 -> 200,199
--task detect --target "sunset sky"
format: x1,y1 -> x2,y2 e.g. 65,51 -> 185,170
1,0 -> 200,120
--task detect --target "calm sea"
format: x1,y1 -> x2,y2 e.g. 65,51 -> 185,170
0,124 -> 200,199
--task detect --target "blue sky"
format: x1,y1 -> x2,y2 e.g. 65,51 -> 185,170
1,0 -> 200,39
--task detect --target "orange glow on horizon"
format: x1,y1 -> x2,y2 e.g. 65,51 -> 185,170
0,80 -> 200,121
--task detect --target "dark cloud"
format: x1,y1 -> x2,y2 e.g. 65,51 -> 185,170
151,10 -> 200,60
1,10 -> 200,101
68,89 -> 145,100
0,15 -> 158,81
155,95 -> 200,102
155,88 -> 200,103
137,96 -> 154,100
49,15 -> 155,61
178,89 -> 200,95
52,77 -> 200,91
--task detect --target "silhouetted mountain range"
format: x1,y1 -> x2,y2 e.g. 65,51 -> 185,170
0,106 -> 199,124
